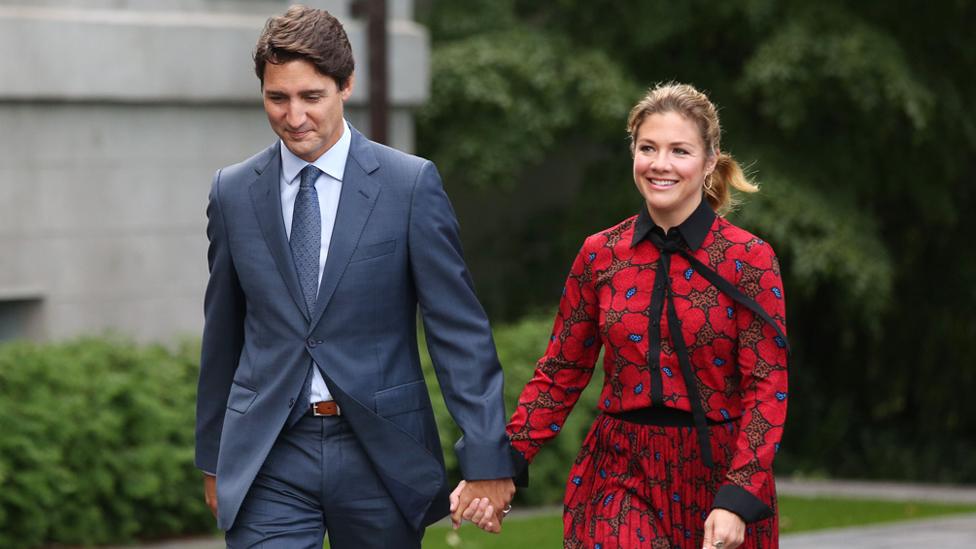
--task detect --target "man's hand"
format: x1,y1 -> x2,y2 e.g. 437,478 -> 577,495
203,474 -> 218,518
449,478 -> 515,533
702,508 -> 745,549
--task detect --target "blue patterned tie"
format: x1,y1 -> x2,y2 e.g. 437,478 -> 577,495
290,164 -> 322,316
287,164 -> 321,427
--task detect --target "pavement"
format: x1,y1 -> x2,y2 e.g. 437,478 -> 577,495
776,478 -> 976,548
780,513 -> 976,548
103,478 -> 976,548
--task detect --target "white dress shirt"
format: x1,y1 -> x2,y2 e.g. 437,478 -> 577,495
279,120 -> 351,403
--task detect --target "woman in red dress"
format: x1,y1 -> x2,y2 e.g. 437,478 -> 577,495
462,83 -> 789,548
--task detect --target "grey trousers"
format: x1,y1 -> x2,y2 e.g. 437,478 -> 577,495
226,414 -> 422,548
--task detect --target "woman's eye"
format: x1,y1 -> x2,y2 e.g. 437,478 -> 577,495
674,148 -> 689,155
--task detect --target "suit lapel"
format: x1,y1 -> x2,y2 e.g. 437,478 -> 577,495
310,128 -> 381,329
248,144 -> 310,321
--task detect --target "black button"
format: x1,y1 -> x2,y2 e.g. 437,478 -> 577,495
307,338 -> 317,348
288,398 -> 295,407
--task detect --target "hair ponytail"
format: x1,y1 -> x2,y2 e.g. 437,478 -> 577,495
706,152 -> 757,215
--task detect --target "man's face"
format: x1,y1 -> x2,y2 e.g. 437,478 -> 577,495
262,59 -> 353,162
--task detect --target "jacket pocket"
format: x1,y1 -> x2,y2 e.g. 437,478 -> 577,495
226,382 -> 258,414
374,379 -> 428,417
349,239 -> 396,263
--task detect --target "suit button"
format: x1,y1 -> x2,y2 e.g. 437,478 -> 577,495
307,338 -> 317,348
288,398 -> 295,408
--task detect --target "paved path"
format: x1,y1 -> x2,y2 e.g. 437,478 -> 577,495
776,478 -> 976,548
108,479 -> 976,548
781,513 -> 976,548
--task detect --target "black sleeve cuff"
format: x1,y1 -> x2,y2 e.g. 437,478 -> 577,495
712,484 -> 774,523
510,444 -> 530,487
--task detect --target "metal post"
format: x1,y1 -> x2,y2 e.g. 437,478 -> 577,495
351,0 -> 388,144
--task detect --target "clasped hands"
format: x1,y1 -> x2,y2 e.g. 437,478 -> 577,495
449,478 -> 515,533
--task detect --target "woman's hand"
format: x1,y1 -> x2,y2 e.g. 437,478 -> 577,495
449,480 -> 503,533
702,508 -> 745,549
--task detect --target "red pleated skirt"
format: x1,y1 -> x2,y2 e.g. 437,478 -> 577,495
562,414 -> 778,549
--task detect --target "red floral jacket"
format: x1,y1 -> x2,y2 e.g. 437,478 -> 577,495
507,201 -> 788,522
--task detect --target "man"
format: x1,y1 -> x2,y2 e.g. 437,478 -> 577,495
194,6 -> 514,547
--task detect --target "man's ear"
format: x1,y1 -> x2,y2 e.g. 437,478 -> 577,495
341,73 -> 355,101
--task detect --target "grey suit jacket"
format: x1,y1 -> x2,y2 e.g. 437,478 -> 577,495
195,125 -> 514,531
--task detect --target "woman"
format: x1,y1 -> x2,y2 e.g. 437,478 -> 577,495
460,83 -> 788,548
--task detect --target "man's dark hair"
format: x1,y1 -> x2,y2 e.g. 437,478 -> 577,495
253,5 -> 355,89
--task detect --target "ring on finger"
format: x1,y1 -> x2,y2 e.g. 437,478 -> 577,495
502,504 -> 512,517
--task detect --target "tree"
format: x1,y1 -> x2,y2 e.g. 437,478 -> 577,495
417,0 -> 976,483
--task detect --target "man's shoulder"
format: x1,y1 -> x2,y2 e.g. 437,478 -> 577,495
215,143 -> 278,187
368,139 -> 427,165
352,132 -> 430,181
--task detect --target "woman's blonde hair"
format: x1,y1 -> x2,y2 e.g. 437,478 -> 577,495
627,82 -> 757,214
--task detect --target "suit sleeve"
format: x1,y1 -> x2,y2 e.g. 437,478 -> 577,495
407,161 -> 514,481
195,170 -> 246,474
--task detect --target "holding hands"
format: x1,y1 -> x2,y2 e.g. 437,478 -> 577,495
449,478 -> 515,533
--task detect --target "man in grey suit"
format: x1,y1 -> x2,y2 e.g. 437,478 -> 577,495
194,6 -> 515,547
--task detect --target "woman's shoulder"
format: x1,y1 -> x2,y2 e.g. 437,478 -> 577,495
579,215 -> 639,252
712,216 -> 780,261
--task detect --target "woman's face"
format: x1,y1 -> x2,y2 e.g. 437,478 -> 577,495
632,111 -> 716,229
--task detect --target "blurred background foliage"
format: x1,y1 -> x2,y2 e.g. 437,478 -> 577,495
416,0 -> 976,484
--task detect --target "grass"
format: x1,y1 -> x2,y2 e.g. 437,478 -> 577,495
776,495 -> 976,533
406,496 -> 976,549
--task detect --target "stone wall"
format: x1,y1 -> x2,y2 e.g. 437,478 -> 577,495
0,0 -> 429,341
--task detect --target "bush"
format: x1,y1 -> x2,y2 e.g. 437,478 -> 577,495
422,314 -> 605,506
0,338 -> 212,548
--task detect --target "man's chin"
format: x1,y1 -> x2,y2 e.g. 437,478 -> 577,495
283,140 -> 318,160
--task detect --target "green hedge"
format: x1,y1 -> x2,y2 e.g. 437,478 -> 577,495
0,338 -> 212,548
0,317 -> 593,547
422,314 -> 604,506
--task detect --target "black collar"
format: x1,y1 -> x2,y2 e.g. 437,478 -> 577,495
631,197 -> 716,251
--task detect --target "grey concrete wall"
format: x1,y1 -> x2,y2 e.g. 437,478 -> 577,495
0,0 -> 429,342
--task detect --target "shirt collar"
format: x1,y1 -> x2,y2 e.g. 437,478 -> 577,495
630,196 -> 716,250
280,120 -> 352,185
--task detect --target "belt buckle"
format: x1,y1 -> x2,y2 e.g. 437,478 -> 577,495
312,401 -> 340,416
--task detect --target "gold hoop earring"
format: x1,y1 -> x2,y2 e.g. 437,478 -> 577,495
704,173 -> 714,191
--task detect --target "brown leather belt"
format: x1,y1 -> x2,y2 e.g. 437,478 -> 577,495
308,401 -> 341,417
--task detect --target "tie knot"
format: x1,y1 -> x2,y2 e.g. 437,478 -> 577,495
648,231 -> 682,254
299,165 -> 320,189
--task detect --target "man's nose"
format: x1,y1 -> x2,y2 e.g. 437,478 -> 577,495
285,102 -> 306,128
